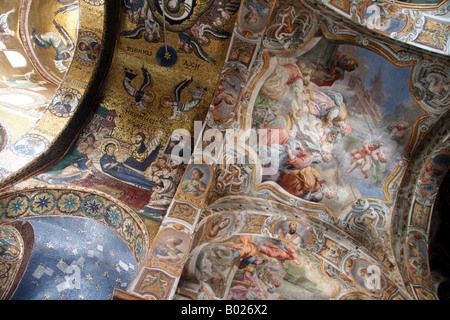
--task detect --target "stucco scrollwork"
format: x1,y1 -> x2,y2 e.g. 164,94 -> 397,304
339,199 -> 390,252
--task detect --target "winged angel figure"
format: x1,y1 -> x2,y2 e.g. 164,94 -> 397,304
0,8 -> 15,50
123,66 -> 154,111
163,78 -> 206,122
31,20 -> 74,73
178,24 -> 231,64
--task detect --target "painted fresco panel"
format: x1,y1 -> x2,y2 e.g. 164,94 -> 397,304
0,0 -> 449,301
251,35 -> 426,211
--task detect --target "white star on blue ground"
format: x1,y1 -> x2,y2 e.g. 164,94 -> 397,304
12,216 -> 137,300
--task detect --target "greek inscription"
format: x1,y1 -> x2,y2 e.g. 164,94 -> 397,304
126,46 -> 153,57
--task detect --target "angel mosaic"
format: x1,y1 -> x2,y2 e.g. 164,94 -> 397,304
177,20 -> 231,64
162,78 -> 206,122
122,0 -> 238,66
121,1 -> 161,42
123,67 -> 154,111
0,8 -> 15,50
31,20 -> 74,73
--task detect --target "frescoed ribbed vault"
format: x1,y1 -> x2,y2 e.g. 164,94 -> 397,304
0,0 -> 449,300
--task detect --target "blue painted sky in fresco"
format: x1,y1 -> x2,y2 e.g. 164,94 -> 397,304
355,47 -> 413,116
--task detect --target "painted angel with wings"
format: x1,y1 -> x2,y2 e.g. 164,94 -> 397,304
31,20 -> 74,73
163,78 -> 206,122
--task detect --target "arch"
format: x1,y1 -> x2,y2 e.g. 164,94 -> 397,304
392,109 -> 450,298
0,186 -> 150,266
0,0 -> 119,191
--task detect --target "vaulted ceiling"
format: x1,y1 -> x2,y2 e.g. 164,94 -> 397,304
0,0 -> 448,300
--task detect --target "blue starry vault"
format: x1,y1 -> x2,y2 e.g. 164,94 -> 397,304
11,216 -> 137,300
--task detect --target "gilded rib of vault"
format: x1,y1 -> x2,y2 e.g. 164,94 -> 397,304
0,0 -> 449,300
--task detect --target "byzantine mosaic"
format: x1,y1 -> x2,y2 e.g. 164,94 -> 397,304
0,0 -> 449,300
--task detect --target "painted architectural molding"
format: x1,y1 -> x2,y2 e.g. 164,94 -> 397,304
392,112 -> 450,299
0,0 -> 449,300
303,0 -> 450,56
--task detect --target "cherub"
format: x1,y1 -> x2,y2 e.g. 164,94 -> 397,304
349,141 -> 384,162
347,148 -> 388,179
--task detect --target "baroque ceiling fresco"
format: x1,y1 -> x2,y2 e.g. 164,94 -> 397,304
0,0 -> 449,300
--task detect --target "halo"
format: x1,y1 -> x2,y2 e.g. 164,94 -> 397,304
78,39 -> 91,52
160,95 -> 172,107
61,92 -> 75,103
132,128 -> 150,141
101,139 -> 119,154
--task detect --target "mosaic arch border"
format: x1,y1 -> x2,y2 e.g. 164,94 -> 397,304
0,185 -> 150,267
0,0 -> 119,191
